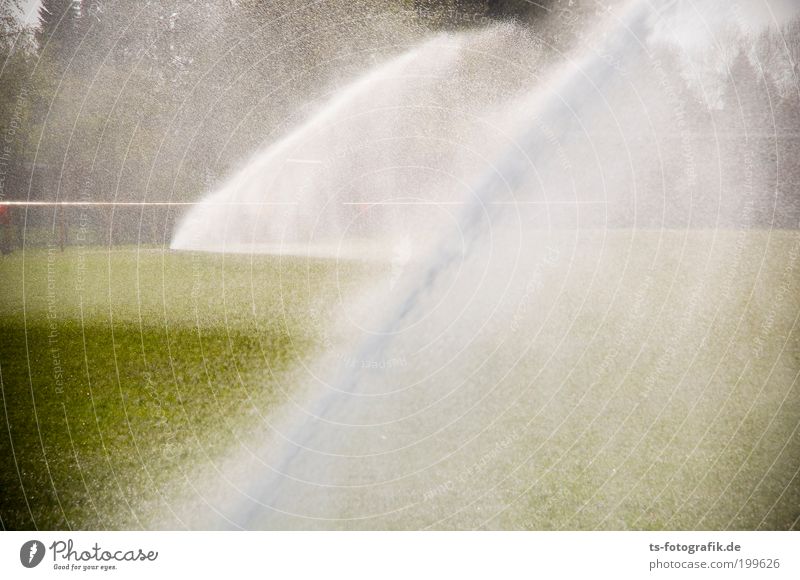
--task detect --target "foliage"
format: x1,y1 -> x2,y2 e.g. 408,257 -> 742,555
0,1 -> 798,238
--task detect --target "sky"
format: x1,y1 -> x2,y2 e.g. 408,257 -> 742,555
11,1 -> 800,41
649,0 -> 799,51
11,0 -> 43,27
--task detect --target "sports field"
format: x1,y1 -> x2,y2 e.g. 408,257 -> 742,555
0,245 -> 372,529
1,230 -> 799,530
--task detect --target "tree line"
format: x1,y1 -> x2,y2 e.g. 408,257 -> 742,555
0,0 -> 797,249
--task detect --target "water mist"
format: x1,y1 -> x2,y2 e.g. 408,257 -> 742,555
169,0 -> 800,530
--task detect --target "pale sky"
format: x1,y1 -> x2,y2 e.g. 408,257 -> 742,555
13,0 -> 43,26
649,0 -> 800,51
10,0 -> 800,56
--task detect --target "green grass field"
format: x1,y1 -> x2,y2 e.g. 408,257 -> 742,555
0,245 -> 372,529
1,231 -> 799,530
221,229 -> 800,531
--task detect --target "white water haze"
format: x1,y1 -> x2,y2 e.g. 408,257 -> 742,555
170,25 -> 545,258
171,0 -> 799,257
167,0 -> 800,529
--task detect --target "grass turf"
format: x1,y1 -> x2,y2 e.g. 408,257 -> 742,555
0,245 -> 371,529
1,231 -> 799,530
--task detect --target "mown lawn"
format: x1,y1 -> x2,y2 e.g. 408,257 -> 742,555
221,229 -> 800,531
2,231 -> 799,531
0,245 -> 372,529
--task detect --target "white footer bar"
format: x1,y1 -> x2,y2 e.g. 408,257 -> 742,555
1,531 -> 797,579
